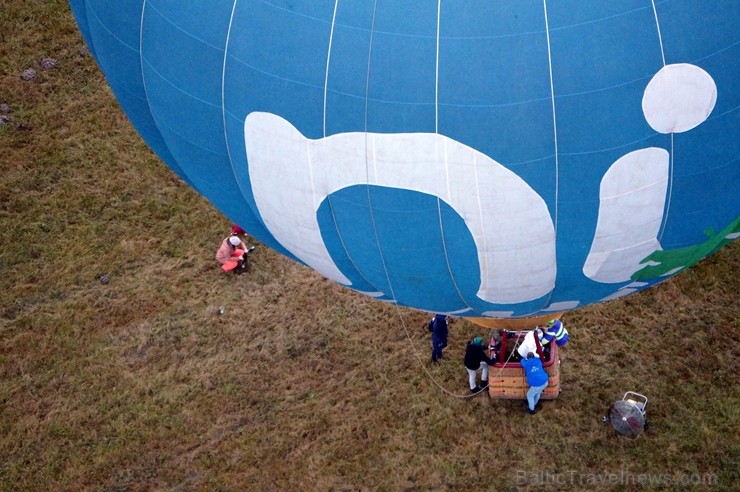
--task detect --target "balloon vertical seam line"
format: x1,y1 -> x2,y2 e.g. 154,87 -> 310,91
359,1 -> 398,304
437,137 -> 474,314
138,1 -> 179,182
220,0 -> 242,196
323,0 -> 340,138
650,0 -> 667,67
443,123 -> 452,205
436,197 -> 475,313
651,1 -> 670,242
357,1 -> 393,300
362,0 -> 377,164
324,197 -> 378,296
472,151 -> 488,302
542,0 -> 558,234
435,0 -> 441,135
364,143 -> 396,302
138,2 -> 151,143
659,134 -> 674,242
542,0 -> 558,312
304,142 -> 319,248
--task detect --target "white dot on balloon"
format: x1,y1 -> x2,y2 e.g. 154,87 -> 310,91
642,63 -> 717,134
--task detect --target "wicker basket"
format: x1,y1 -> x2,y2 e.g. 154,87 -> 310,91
488,336 -> 561,400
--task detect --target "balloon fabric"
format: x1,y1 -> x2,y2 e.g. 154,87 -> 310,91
69,0 -> 739,318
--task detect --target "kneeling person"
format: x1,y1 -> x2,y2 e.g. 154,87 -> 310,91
216,235 -> 254,274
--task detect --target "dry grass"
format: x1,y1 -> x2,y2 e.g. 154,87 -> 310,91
1,2 -> 739,491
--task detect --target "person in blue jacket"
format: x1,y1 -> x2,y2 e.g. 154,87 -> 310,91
521,352 -> 549,414
428,314 -> 449,364
542,318 -> 569,345
540,318 -> 569,359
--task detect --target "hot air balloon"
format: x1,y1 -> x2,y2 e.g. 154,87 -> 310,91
68,1 -> 739,323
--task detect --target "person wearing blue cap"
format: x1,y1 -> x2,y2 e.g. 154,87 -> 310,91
463,336 -> 497,393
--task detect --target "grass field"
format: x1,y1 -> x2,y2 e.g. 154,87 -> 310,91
1,1 -> 739,490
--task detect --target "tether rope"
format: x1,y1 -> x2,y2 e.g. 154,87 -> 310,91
319,0 -> 535,399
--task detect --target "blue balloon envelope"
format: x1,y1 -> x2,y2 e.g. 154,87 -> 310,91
70,0 -> 739,318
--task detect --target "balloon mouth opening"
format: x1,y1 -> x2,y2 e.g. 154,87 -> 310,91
464,312 -> 565,329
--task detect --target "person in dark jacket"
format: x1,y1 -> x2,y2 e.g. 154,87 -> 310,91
428,314 -> 449,364
464,336 -> 497,393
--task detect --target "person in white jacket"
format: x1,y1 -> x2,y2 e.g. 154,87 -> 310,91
517,327 -> 545,360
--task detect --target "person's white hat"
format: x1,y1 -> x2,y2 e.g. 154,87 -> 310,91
228,236 -> 241,246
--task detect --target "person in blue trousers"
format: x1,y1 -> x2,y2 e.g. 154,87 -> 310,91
521,352 -> 549,414
427,314 -> 448,364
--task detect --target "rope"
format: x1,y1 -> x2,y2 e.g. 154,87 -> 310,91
395,310 -> 525,399
326,0 -> 531,399
435,196 -> 476,314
